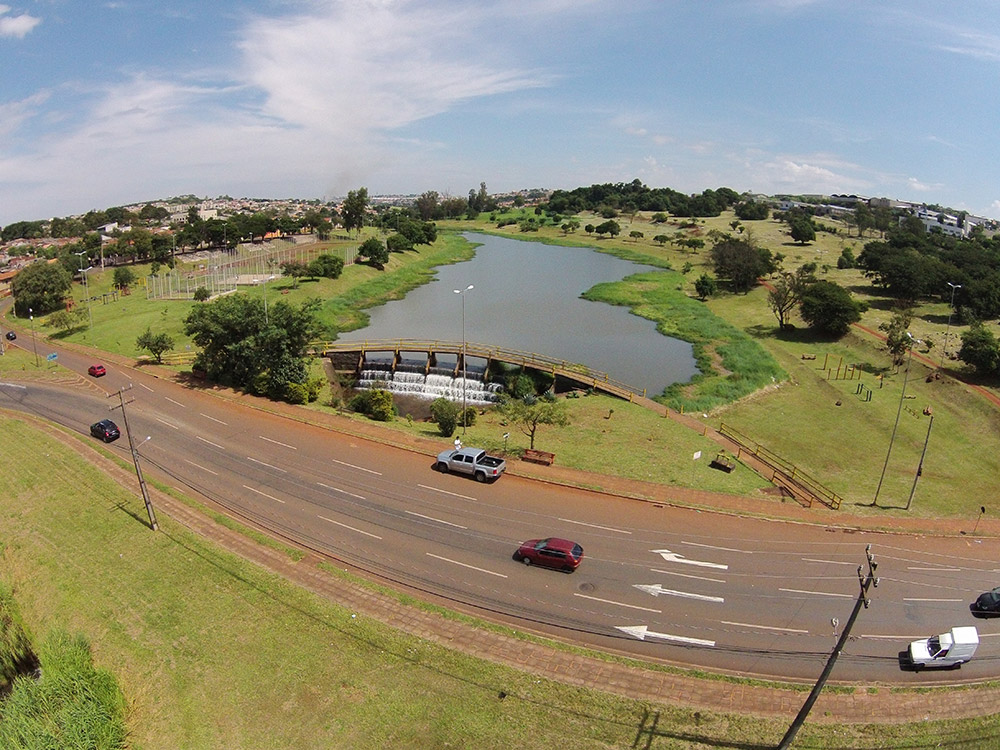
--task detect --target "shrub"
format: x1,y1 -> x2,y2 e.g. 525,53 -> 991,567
430,397 -> 460,437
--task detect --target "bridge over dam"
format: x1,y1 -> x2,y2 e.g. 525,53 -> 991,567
320,339 -> 649,403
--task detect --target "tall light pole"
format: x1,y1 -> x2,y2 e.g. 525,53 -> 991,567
28,307 -> 39,367
110,386 -> 158,531
872,332 -> 917,507
939,282 -> 961,370
454,284 -> 473,434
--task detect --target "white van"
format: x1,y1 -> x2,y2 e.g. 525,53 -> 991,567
908,626 -> 979,669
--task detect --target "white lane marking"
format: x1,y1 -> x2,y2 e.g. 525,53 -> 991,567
863,631 -> 1000,640
779,588 -> 853,598
165,396 -> 185,408
615,624 -> 715,647
0,383 -> 27,389
318,515 -> 381,539
331,458 -> 381,476
243,485 -> 285,504
184,459 -> 218,476
260,436 -> 297,450
417,484 -> 476,501
138,382 -> 154,392
802,558 -> 859,566
195,435 -> 225,450
652,549 -> 728,570
633,584 -> 724,603
155,417 -> 178,429
317,482 -> 365,501
907,567 -> 961,572
681,541 -> 749,554
559,518 -> 631,534
427,553 -> 507,578
573,593 -> 661,613
200,413 -> 227,425
247,457 -> 287,473
405,511 -> 466,529
721,621 -> 808,634
903,598 -> 963,603
650,568 -> 727,584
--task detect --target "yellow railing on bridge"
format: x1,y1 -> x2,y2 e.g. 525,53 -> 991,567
318,338 -> 647,401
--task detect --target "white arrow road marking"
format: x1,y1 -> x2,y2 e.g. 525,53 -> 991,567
652,549 -> 728,570
615,625 -> 715,647
634,584 -> 724,603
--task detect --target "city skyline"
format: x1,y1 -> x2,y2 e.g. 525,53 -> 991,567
2,1 -> 999,226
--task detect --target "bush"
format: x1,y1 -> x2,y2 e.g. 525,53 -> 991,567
430,397 -> 460,437
460,407 -> 477,428
349,388 -> 396,421
193,286 -> 210,301
285,382 -> 309,404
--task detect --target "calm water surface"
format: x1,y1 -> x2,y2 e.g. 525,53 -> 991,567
338,233 -> 697,396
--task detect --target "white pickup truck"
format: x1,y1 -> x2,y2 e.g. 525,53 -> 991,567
435,447 -> 506,483
908,626 -> 979,669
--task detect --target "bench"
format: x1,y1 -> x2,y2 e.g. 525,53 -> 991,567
709,452 -> 736,473
801,353 -> 816,360
522,449 -> 556,466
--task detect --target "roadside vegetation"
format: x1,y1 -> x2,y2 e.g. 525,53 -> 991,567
1,411 -> 999,748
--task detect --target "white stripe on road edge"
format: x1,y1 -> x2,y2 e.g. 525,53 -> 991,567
559,518 -> 631,534
184,459 -> 218,476
243,485 -> 285,503
405,511 -> 467,529
417,484 -> 476,501
260,436 -> 297,450
573,593 -> 661,613
317,482 -> 365,501
200,413 -> 227,425
195,435 -> 225,450
331,458 -> 381,476
426,553 -> 507,578
721,621 -> 808,634
318,515 -> 381,539
779,588 -> 853,598
247,457 -> 287,473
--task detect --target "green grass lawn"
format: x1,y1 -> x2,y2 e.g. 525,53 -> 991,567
3,412 -> 1000,748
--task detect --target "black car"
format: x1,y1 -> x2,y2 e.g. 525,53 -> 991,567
4,331 -> 14,341
972,587 -> 1000,616
90,419 -> 121,443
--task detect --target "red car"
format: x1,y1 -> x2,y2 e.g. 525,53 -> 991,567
88,364 -> 106,377
514,537 -> 584,572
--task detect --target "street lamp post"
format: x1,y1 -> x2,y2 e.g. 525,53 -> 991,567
453,284 -> 474,434
872,332 -> 917,507
28,307 -> 39,367
939,282 -> 961,370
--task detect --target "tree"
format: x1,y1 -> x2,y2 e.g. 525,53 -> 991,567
358,237 -> 389,269
798,280 -> 864,336
386,233 -> 414,253
341,187 -> 369,235
653,234 -> 669,246
11,261 -> 73,315
280,260 -> 310,287
594,220 -> 620,238
710,235 -> 776,293
414,191 -> 439,221
49,308 -> 86,333
789,216 -> 816,244
879,309 -> 914,369
694,274 -> 717,300
429,397 -> 461,437
628,230 -> 644,242
958,323 -> 1000,377
136,327 -> 175,363
767,266 -> 815,329
113,267 -> 136,291
498,396 -> 569,450
734,200 -> 770,221
193,286 -> 211,302
308,253 -> 344,279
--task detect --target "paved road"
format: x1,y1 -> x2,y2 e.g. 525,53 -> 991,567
2,336 -> 999,687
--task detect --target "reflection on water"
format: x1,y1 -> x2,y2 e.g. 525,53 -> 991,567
338,233 -> 698,396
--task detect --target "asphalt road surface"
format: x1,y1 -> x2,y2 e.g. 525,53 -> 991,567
2,341 -> 998,685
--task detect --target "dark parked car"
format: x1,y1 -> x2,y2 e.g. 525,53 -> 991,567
90,419 -> 120,443
4,330 -> 14,341
88,364 -> 107,377
972,587 -> 1000,616
514,537 -> 584,572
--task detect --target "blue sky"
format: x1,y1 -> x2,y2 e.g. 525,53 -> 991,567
2,0 -> 999,225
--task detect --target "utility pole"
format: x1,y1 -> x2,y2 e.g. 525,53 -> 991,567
777,545 -> 878,749
109,386 -> 158,531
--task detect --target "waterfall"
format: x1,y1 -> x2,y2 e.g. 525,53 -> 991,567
357,367 -> 503,405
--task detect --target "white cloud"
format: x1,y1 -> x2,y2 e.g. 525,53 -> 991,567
906,176 -> 940,193
0,6 -> 41,38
